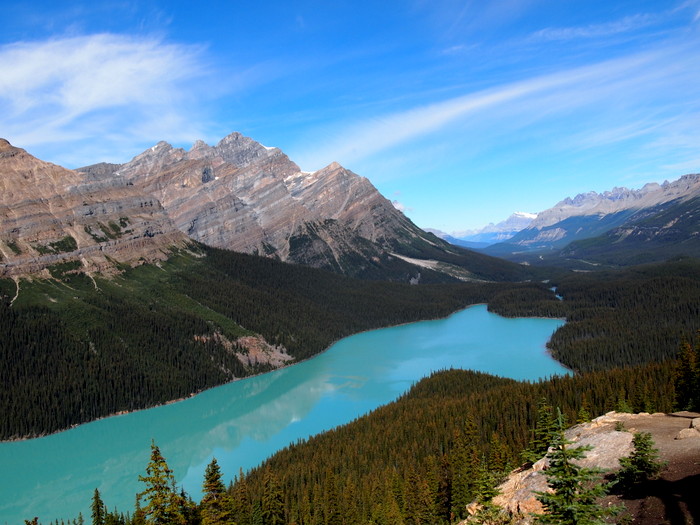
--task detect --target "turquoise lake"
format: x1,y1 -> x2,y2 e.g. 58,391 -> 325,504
0,304 -> 567,524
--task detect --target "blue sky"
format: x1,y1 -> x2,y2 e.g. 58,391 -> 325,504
1,1 -> 699,233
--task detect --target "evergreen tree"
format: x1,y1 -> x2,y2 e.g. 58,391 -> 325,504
613,431 -> 666,494
200,458 -> 233,525
250,501 -> 263,525
378,482 -> 405,525
136,442 -> 186,525
451,416 -> 481,518
534,412 -> 614,525
230,468 -> 252,524
434,454 -> 452,522
615,389 -> 633,413
522,399 -> 557,465
179,489 -> 199,525
91,488 -> 105,525
675,340 -> 699,410
487,432 -> 511,475
322,469 -> 341,525
261,466 -> 285,525
475,459 -> 501,505
576,401 -> 591,424
404,465 -> 437,524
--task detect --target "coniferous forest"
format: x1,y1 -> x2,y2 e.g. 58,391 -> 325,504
41,357 -> 694,525
3,247 -> 700,524
0,244 -> 536,440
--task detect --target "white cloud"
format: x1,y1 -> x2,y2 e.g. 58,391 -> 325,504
530,14 -> 656,41
392,200 -> 407,212
0,34 -> 213,165
293,35 -> 700,185
295,49 -> 681,170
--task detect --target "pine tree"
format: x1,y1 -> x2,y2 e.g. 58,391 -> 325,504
404,465 -> 437,524
136,441 -> 186,525
675,340 -> 699,410
576,403 -> 591,424
322,469 -> 341,525
487,432 -> 512,476
261,465 -> 285,525
534,412 -> 615,525
451,416 -> 481,518
613,431 -> 666,494
434,454 -> 452,522
91,488 -> 105,525
200,458 -> 233,525
250,500 -> 263,525
522,398 -> 557,465
616,389 -> 633,413
230,467 -> 252,524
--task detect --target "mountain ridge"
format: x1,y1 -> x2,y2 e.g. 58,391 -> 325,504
98,133 -> 446,274
79,132 -> 532,282
0,134 -> 528,282
482,173 -> 700,264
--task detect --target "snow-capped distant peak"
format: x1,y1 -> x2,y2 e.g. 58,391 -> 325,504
513,211 -> 537,219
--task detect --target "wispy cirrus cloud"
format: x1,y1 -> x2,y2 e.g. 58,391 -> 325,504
0,33 -> 215,165
529,13 -> 657,41
293,46 -> 696,172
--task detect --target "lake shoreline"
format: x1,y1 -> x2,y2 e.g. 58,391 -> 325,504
2,303 -> 568,443
1,304 -> 569,524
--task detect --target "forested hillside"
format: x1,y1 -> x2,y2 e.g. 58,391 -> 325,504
10,256 -> 700,523
547,258 -> 700,371
54,359 -> 687,525
3,249 -> 699,440
232,362 -> 678,525
0,244 -> 546,440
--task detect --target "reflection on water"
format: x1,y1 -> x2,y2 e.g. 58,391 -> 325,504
0,305 -> 566,523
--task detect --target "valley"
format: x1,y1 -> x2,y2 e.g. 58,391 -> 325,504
1,136 -> 699,524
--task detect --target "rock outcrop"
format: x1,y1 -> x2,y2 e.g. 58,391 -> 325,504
0,139 -> 187,277
484,411 -> 700,524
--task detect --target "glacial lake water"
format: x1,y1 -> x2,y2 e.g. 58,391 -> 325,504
0,304 -> 566,524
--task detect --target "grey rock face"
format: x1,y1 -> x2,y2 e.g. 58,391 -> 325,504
529,175 -> 700,230
99,132 -> 429,274
0,139 -> 187,277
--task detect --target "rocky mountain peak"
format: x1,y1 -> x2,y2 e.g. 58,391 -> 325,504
0,139 -> 187,277
213,131 -> 279,167
0,138 -> 18,153
188,139 -> 214,160
3,132 -> 505,281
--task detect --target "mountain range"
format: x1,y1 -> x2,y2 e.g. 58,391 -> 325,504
428,212 -> 537,249
0,133 -> 527,283
452,174 -> 700,267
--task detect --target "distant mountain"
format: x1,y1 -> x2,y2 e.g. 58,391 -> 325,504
484,174 -> 700,264
454,212 -> 537,246
558,193 -> 700,265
